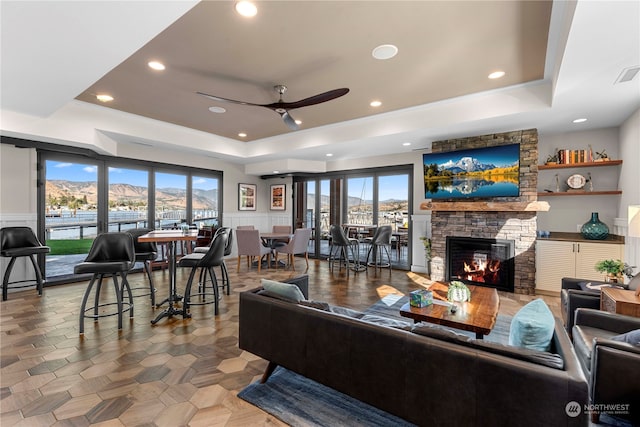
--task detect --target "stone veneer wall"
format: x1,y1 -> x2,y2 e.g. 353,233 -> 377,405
430,129 -> 538,294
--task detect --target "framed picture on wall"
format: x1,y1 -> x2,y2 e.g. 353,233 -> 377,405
270,184 -> 286,210
238,183 -> 257,211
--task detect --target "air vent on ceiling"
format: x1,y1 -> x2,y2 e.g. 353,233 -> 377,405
615,66 -> 640,84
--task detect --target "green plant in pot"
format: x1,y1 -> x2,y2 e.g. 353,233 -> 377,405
447,280 -> 471,302
594,259 -> 635,283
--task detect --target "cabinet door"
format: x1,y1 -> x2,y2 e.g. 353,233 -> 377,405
575,242 -> 624,281
536,240 -> 576,292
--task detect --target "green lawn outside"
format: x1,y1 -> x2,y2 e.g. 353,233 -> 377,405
47,239 -> 94,255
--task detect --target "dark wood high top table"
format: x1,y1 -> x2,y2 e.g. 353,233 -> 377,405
138,230 -> 197,324
400,283 -> 500,339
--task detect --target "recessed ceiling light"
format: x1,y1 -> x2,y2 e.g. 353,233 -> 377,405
402,142 -> 411,146
488,71 -> 506,79
370,100 -> 382,107
148,61 -> 165,71
295,119 -> 302,125
372,44 -> 398,60
208,106 -> 226,113
96,94 -> 113,102
235,1 -> 257,17
238,132 -> 247,138
326,153 -> 333,157
573,118 -> 588,123
273,170 -> 279,174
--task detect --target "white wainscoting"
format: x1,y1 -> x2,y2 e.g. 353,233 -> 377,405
0,213 -> 39,293
223,212 -> 291,257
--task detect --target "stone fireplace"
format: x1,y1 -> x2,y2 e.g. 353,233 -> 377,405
424,129 -> 540,294
446,236 -> 515,292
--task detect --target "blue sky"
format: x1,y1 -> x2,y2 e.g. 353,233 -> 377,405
46,161 -> 217,190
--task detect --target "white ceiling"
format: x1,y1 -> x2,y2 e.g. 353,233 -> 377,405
1,1 -> 639,176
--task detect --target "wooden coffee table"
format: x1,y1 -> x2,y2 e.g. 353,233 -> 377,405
400,284 -> 500,339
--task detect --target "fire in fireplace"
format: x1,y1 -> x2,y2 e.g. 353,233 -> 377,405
445,236 -> 515,292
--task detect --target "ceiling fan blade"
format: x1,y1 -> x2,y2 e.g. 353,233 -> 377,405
280,111 -> 299,131
196,91 -> 264,107
265,88 -> 350,110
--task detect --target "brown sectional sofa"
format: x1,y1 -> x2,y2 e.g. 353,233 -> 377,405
239,276 -> 588,426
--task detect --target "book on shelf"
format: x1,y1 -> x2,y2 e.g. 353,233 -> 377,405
557,148 -> 594,164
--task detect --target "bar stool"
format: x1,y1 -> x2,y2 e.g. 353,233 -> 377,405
194,227 -> 233,295
126,228 -> 158,306
328,224 -> 363,275
74,233 -> 135,335
1,226 -> 50,301
179,231 -> 227,316
366,225 -> 392,270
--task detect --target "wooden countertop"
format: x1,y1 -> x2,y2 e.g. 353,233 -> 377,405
536,232 -> 624,244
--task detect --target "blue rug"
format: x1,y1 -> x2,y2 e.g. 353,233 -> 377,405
238,366 -> 416,427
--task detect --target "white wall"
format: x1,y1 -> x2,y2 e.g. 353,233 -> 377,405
618,108 -> 640,268
537,127 -> 620,232
0,144 -> 39,284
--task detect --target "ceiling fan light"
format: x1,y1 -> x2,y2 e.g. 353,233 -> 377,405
235,1 -> 257,17
148,61 -> 165,71
372,44 -> 398,60
96,94 -> 113,102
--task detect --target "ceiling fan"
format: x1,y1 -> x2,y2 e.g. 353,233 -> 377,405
197,85 -> 349,131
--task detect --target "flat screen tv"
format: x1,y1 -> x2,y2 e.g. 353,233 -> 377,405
423,143 -> 520,199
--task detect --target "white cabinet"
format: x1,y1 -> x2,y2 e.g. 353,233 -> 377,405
535,239 -> 624,293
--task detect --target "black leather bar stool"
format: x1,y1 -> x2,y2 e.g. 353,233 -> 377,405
194,227 -> 233,295
74,232 -> 135,335
1,226 -> 50,301
179,231 -> 227,316
328,224 -> 363,275
126,228 -> 158,306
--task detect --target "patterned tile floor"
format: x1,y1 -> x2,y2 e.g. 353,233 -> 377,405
1,259 -> 560,426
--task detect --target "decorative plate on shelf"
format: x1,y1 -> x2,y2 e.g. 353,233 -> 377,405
567,174 -> 586,189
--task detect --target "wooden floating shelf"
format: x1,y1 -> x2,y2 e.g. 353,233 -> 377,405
538,160 -> 622,170
419,201 -> 550,212
537,190 -> 622,197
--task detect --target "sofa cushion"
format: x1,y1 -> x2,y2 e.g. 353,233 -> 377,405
411,323 -> 471,344
328,305 -> 365,319
611,329 -> 640,346
360,314 -> 412,330
261,278 -> 306,302
470,340 -> 564,370
257,289 -> 299,303
509,299 -> 555,352
298,300 -> 331,311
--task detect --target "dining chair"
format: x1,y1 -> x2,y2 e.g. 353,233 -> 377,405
271,225 -> 292,248
274,228 -> 312,271
1,226 -> 50,301
237,225 -> 255,230
74,232 -> 135,334
236,229 -> 272,273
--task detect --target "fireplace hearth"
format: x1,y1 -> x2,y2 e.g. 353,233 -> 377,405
446,236 -> 515,292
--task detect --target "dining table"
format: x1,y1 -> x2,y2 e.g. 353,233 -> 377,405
138,229 -> 198,324
259,232 -> 292,268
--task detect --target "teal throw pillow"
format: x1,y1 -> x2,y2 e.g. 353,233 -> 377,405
261,278 -> 306,303
509,298 -> 555,352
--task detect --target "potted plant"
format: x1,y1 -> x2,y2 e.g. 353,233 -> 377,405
594,259 -> 635,283
447,280 -> 471,302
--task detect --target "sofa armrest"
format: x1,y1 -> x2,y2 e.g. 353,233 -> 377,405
590,338 -> 640,422
574,308 -> 640,334
561,289 -> 601,332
